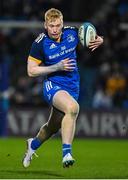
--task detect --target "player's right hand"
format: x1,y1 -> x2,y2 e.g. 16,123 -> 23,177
57,58 -> 76,71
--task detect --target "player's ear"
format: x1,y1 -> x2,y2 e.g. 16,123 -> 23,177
44,22 -> 47,29
61,19 -> 63,28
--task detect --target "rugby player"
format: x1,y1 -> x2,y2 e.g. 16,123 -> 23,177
23,8 -> 103,168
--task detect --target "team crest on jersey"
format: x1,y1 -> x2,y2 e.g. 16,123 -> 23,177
67,34 -> 75,42
49,43 -> 57,49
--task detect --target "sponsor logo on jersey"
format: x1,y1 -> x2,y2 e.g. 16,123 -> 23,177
49,47 -> 75,60
49,43 -> 57,49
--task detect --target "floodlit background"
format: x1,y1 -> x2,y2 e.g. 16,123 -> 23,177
0,0 -> 128,178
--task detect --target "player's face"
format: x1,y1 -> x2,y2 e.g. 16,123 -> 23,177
45,18 -> 63,41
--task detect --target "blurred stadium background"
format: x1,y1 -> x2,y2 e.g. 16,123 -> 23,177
0,0 -> 128,178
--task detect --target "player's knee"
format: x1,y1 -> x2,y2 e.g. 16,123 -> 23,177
66,102 -> 79,116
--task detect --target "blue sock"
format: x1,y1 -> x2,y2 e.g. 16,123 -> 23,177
62,144 -> 72,157
31,138 -> 42,150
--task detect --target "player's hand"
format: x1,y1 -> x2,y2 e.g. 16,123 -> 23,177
88,35 -> 103,51
57,58 -> 76,71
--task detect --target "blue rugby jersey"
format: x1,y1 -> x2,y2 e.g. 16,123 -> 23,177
28,26 -> 80,90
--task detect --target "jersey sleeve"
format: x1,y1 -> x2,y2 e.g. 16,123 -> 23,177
72,27 -> 79,44
28,41 -> 44,65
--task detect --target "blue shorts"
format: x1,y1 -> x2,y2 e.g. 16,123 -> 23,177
43,80 -> 79,105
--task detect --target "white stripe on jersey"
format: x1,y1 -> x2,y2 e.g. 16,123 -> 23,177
35,33 -> 45,43
49,81 -> 53,89
46,81 -> 52,91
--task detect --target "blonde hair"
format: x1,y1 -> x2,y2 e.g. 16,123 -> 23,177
45,8 -> 63,22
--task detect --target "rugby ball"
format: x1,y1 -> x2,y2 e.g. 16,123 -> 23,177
78,22 -> 96,47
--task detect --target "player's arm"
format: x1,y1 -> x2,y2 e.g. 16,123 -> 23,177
27,37 -> 76,77
27,58 -> 76,77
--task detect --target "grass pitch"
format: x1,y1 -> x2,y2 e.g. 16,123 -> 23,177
0,137 -> 128,179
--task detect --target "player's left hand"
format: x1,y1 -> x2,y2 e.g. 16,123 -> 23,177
88,35 -> 103,51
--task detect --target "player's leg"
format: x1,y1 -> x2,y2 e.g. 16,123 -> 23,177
36,106 -> 64,142
53,90 -> 79,167
53,90 -> 79,145
30,106 -> 64,149
22,106 -> 64,168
